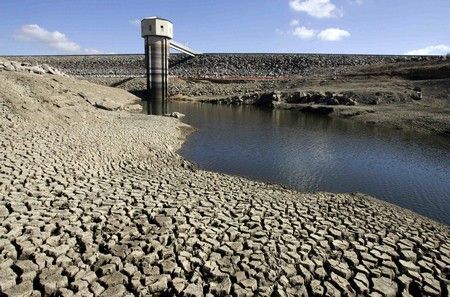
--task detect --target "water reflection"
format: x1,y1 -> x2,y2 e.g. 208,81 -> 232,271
169,101 -> 450,224
143,97 -> 168,115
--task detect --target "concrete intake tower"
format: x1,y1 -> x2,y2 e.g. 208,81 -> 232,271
141,17 -> 198,115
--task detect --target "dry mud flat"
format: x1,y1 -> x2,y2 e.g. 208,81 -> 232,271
1,63 -> 450,296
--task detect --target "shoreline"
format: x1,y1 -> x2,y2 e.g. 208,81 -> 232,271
6,54 -> 449,137
1,58 -> 450,296
171,96 -> 450,137
173,107 -> 450,227
175,122 -> 450,229
88,70 -> 449,137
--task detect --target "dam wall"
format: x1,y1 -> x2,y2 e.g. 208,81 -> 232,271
3,53 -> 442,78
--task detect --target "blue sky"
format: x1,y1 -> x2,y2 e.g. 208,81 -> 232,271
0,0 -> 449,55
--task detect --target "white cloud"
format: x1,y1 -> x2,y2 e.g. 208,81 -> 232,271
15,24 -> 81,52
405,45 -> 449,55
317,28 -> 350,41
129,19 -> 141,26
14,24 -> 103,54
289,0 -> 342,18
292,26 -> 316,39
290,19 -> 300,27
353,0 -> 364,4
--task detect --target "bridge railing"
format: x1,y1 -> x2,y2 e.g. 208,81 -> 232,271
170,40 -> 200,57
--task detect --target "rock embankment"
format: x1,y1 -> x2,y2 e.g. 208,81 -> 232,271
199,89 -> 422,107
0,59 -> 65,75
4,53 -> 443,78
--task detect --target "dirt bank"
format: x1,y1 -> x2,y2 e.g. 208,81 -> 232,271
5,54 -> 448,136
1,59 -> 449,296
87,59 -> 450,136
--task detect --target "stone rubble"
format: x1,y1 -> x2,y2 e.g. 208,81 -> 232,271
4,54 -> 442,78
0,59 -> 64,76
199,89 -> 423,107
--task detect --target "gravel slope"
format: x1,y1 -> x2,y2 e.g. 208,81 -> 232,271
1,61 -> 450,296
3,54 -> 442,78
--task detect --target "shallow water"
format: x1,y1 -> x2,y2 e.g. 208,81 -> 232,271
167,101 -> 450,225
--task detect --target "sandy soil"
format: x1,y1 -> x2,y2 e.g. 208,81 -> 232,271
1,60 -> 449,296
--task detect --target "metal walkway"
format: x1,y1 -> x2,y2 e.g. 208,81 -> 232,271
170,40 -> 200,57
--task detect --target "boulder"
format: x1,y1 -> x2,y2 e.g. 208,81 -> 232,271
29,66 -> 46,74
93,100 -> 122,111
170,112 -> 185,118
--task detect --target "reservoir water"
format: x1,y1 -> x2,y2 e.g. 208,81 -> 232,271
167,101 -> 450,224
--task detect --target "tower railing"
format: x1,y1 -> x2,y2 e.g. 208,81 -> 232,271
170,40 -> 200,57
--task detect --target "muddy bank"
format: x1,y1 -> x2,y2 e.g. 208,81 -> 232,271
43,53 -> 445,137
88,72 -> 450,136
175,85 -> 449,136
5,54 -> 448,136
1,59 -> 450,296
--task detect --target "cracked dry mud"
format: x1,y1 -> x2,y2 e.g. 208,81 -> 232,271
1,69 -> 450,297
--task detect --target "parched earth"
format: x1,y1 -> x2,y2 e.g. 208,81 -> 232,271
1,63 -> 450,296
